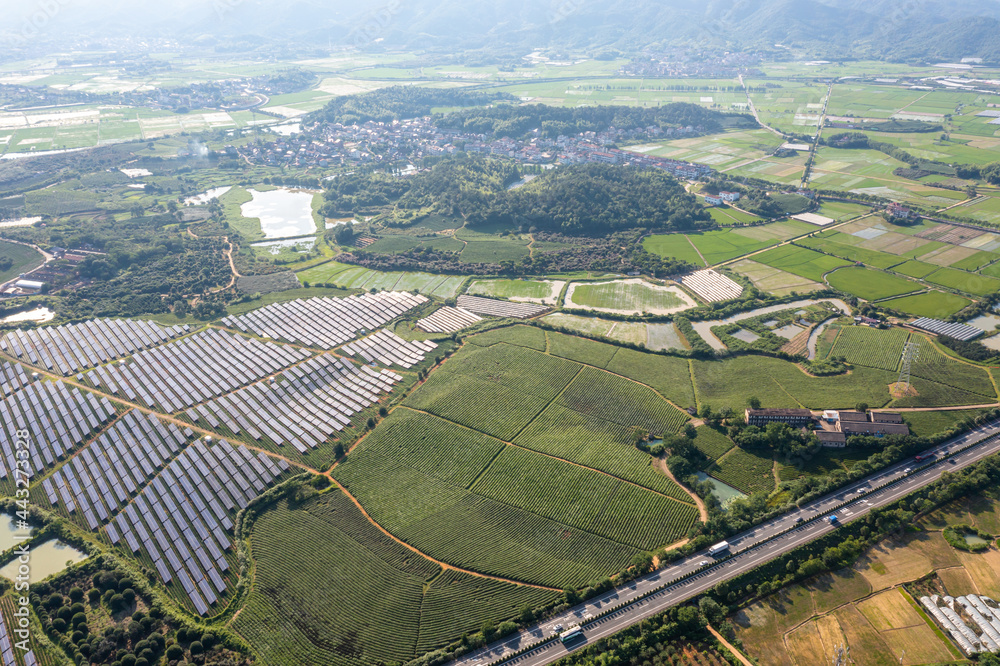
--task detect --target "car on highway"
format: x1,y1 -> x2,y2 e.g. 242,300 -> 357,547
699,560 -> 709,566
795,517 -> 804,524
552,624 -> 563,633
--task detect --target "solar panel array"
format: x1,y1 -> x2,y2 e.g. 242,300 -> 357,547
219,291 -> 428,348
341,330 -> 437,369
455,295 -> 550,319
0,604 -> 36,666
0,319 -> 187,376
106,440 -> 289,615
41,411 -> 190,529
417,306 -> 482,333
188,355 -> 401,453
90,329 -> 311,412
911,317 -> 984,342
0,380 -> 116,478
0,360 -> 30,398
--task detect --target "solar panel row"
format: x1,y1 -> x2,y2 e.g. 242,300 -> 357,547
44,411 -> 188,529
220,291 -> 428,348
340,329 -> 437,369
108,439 -> 289,615
190,354 -> 402,453
0,319 -> 187,376
0,359 -> 30,399
416,306 -> 482,333
0,380 -> 116,478
91,329 -> 311,412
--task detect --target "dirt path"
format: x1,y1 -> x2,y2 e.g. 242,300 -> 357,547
654,457 -> 708,522
707,625 -> 755,666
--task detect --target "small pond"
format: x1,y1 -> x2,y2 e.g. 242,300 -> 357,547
183,186 -> 232,206
1,306 -> 54,324
250,237 -> 317,254
0,539 -> 88,584
964,534 -> 990,548
695,472 -> 746,506
241,188 -> 318,239
730,329 -> 760,343
773,324 -> 805,340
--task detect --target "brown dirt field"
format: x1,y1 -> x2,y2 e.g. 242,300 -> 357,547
921,244 -> 978,267
879,235 -> 935,256
786,614 -> 846,665
832,605 -> 896,666
731,605 -> 795,666
938,566 -> 978,596
880,624 -> 956,665
856,589 -> 923,632
809,568 -> 872,615
957,549 -> 1000,598
857,532 -> 958,590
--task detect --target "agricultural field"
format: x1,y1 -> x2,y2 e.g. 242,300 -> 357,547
904,407 -> 998,437
826,267 -> 921,301
878,290 -> 972,318
234,492 -> 557,666
730,259 -> 824,296
333,335 -> 701,586
542,313 -> 652,348
0,240 -> 44,283
691,426 -> 736,462
750,244 -> 852,282
564,279 -> 695,315
627,129 -> 785,173
466,278 -> 564,304
296,261 -> 465,298
735,490 -> 1000,666
828,325 -> 909,371
644,221 -> 813,267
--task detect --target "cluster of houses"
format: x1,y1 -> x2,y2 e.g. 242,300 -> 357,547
233,116 -> 714,178
744,408 -> 910,447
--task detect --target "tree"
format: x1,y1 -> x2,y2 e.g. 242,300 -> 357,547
747,396 -> 761,410
481,619 -> 496,642
855,402 -> 869,413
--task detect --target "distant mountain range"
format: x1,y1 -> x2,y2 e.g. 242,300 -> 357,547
13,0 -> 1000,63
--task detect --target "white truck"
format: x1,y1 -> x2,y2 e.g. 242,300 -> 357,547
708,541 -> 730,557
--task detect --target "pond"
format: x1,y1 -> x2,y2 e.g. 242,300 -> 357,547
730,329 -> 760,343
692,298 -> 851,351
183,186 -> 232,206
981,335 -> 1000,351
773,324 -> 805,340
967,314 -> 1000,334
964,533 -> 990,548
0,513 -> 30,553
1,306 -> 54,324
241,188 -> 318,239
0,539 -> 88,584
695,472 -> 746,506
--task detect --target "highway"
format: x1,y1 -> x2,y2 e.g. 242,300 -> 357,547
454,419 -> 1000,666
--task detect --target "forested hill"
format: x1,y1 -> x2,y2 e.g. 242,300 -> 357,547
478,163 -> 709,233
321,158 -> 709,235
435,103 -> 750,139
306,87 -> 518,125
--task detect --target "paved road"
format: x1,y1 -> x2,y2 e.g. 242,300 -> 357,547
454,420 -> 1000,666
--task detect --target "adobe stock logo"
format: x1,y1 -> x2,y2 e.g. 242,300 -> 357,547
349,0 -> 403,48
9,0 -> 71,46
